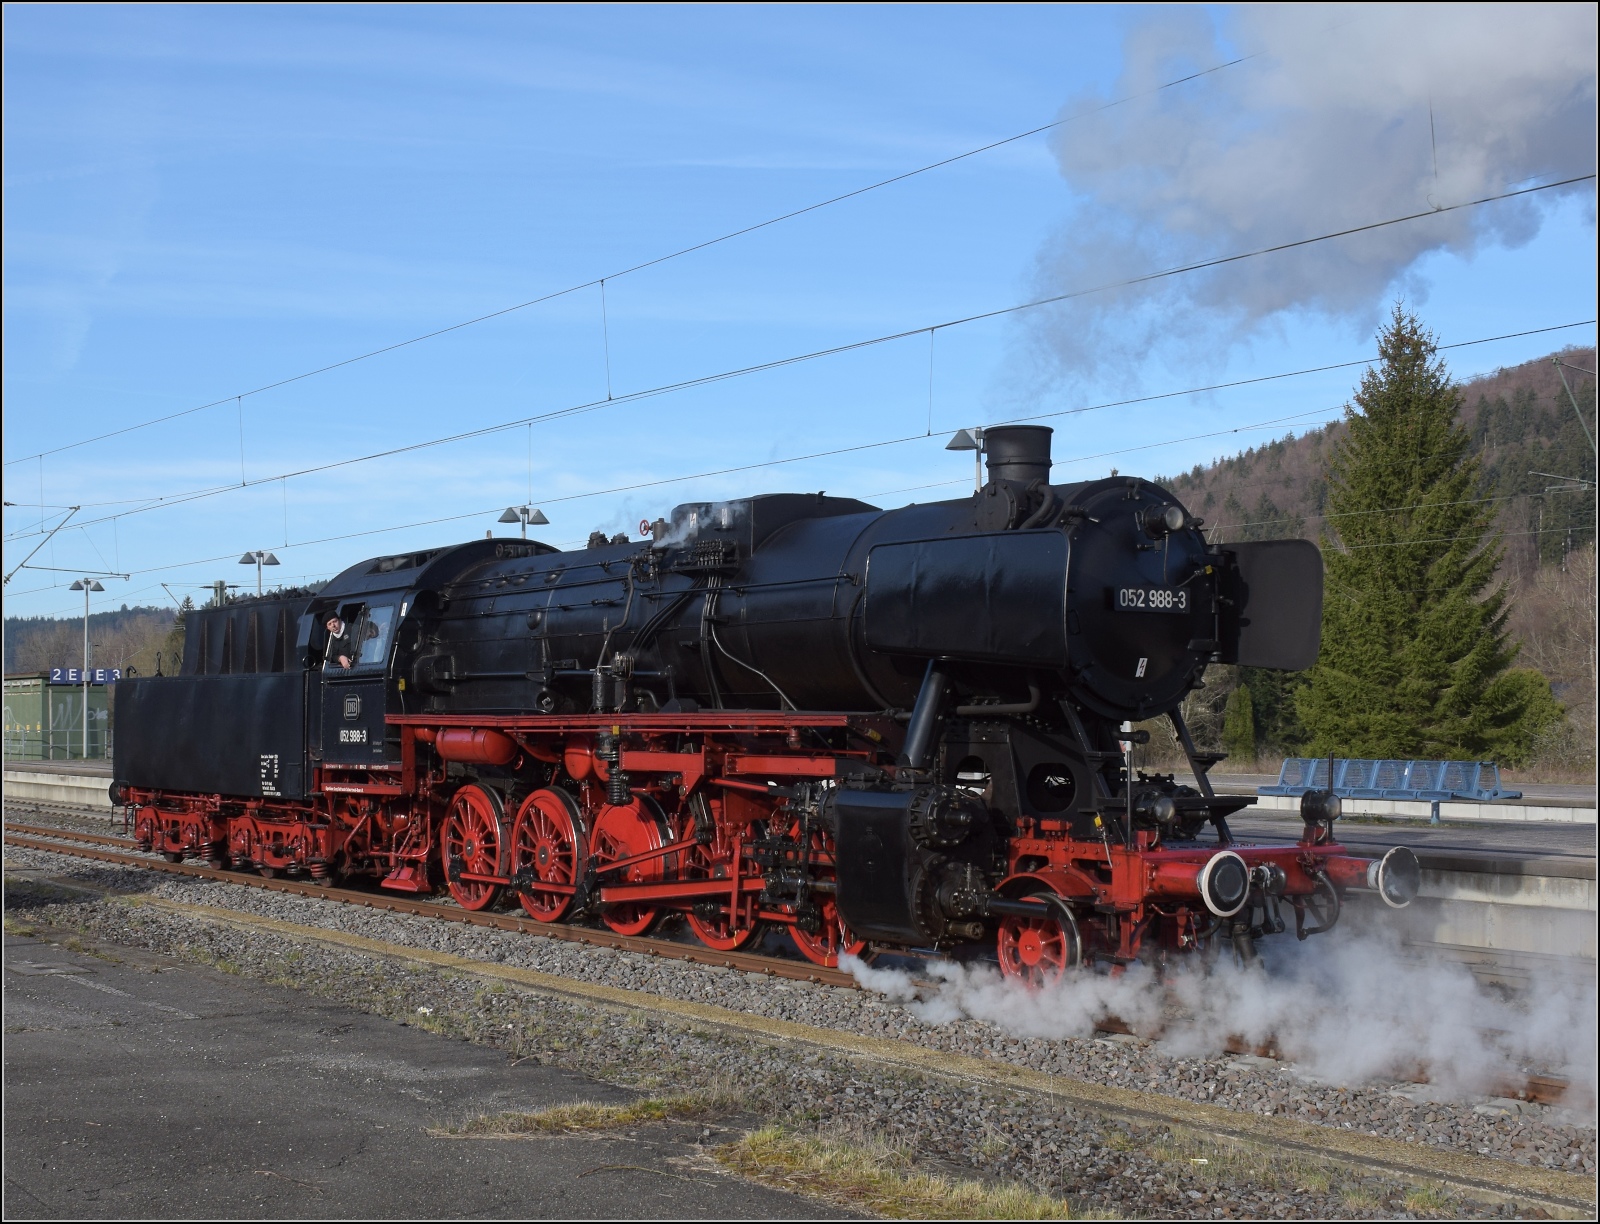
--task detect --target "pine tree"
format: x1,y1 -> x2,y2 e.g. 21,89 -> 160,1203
1296,305 -> 1560,762
1221,684 -> 1256,760
1238,666 -> 1305,753
161,596 -> 193,674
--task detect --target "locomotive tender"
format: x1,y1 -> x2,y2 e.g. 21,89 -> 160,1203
114,425 -> 1418,979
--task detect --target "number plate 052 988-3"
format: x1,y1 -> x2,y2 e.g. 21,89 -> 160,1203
1112,586 -> 1189,614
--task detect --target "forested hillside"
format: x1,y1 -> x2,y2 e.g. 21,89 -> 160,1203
4,605 -> 176,676
1158,345 -> 1596,771
1163,346 -> 1596,573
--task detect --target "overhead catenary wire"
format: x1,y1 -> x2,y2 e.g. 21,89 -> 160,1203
16,479 -> 1588,619
4,174 -> 1591,546
13,364 -> 1595,611
2,51 -> 1265,471
0,400 -> 1513,599
1342,525 -> 1572,552
1210,485 -> 1589,534
4,317 -> 1594,594
868,469 -> 1595,527
4,409 -> 1323,598
10,315 -> 1588,554
1163,352 -> 1599,528
14,322 -> 1579,527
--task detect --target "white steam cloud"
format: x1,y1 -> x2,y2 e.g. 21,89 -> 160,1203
844,920 -> 1597,1110
1031,3 -> 1597,384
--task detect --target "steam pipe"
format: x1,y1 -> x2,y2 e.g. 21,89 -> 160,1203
1018,484 -> 1061,530
899,660 -> 950,769
954,682 -> 1041,717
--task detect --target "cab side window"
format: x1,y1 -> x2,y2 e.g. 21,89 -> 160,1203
357,604 -> 396,669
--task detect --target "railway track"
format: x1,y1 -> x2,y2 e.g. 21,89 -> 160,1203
2,821 -> 854,987
4,818 -> 1572,1106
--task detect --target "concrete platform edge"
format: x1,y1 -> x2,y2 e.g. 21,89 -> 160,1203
3,771 -> 113,810
1250,794 -> 1596,825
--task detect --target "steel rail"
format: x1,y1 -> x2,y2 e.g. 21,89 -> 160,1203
2,825 -> 856,987
3,820 -> 1572,1106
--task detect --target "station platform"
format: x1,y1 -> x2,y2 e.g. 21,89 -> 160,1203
1213,773 -> 1596,826
1225,805 -> 1596,983
3,763 -> 113,812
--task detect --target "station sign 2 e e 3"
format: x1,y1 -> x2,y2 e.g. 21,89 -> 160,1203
49,668 -> 121,685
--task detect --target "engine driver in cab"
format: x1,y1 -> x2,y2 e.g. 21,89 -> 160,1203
324,613 -> 354,670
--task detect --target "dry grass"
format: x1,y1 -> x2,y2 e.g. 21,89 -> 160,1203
60,933 -> 121,963
1402,1183 -> 1457,1217
1341,1185 -> 1383,1212
1150,1125 -> 1346,1202
440,1087 -> 740,1138
715,1125 -> 1076,1220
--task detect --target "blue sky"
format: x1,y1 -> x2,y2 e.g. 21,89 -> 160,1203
4,4 -> 1595,622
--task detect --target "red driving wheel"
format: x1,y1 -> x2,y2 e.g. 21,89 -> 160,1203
511,788 -> 585,923
590,794 -> 668,936
439,783 -> 508,911
680,826 -> 763,952
788,822 -> 865,968
996,892 -> 1081,988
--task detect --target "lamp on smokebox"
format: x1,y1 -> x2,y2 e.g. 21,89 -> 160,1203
238,550 -> 280,596
946,427 -> 986,493
498,505 -> 549,539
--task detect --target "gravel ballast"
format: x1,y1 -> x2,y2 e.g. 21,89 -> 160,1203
4,838 -> 1594,1218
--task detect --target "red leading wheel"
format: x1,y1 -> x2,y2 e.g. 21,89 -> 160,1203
511,788 -> 585,923
590,795 -> 669,936
996,893 -> 1082,988
788,822 -> 865,969
680,827 -> 763,952
440,784 -> 509,912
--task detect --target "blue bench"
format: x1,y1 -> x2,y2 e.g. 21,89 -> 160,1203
1260,758 -> 1521,824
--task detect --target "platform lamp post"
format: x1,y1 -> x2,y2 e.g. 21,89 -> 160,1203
68,579 -> 104,760
238,550 -> 281,595
498,505 -> 549,539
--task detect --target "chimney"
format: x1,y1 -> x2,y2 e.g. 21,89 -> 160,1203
983,425 -> 1053,486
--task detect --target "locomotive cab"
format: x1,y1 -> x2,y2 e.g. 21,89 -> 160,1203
315,598 -> 401,767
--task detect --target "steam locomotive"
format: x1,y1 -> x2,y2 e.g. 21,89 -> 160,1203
113,425 -> 1418,979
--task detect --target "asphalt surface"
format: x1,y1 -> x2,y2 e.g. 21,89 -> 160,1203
2,928 -> 849,1220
